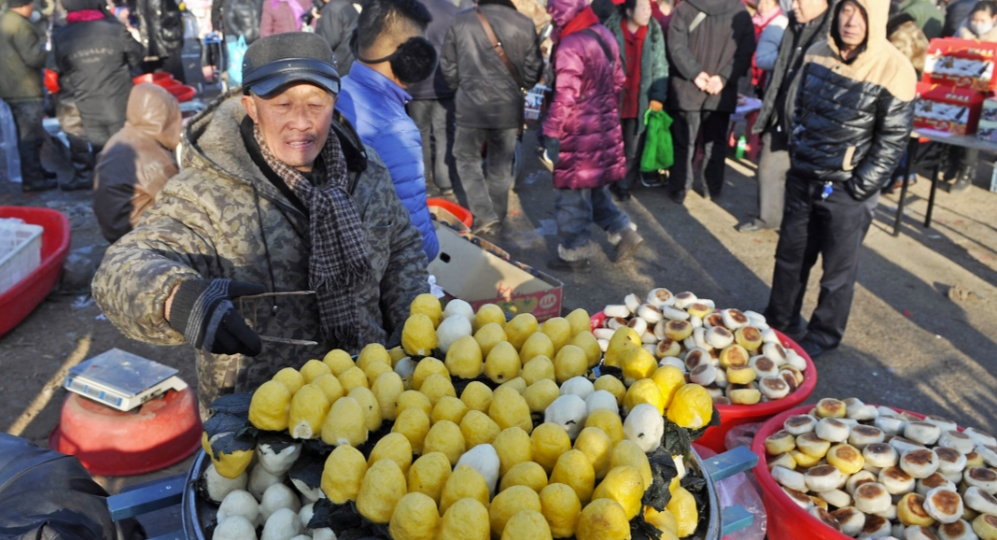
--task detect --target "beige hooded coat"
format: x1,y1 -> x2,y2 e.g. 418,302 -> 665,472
93,84 -> 182,243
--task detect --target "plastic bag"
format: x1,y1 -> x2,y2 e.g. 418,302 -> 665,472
227,35 -> 248,85
724,422 -> 764,452
717,469 -> 768,540
640,109 -> 674,172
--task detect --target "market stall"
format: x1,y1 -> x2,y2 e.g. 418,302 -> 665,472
177,284 -> 774,540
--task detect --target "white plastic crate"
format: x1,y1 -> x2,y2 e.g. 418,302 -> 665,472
0,218 -> 43,295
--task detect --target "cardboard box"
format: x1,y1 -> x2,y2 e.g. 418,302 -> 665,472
923,38 -> 997,92
429,221 -> 564,322
914,82 -> 985,135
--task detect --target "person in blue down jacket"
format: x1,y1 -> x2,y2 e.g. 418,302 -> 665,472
764,0 -> 916,358
336,0 -> 440,261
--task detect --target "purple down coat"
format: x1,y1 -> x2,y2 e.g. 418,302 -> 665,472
543,0 -> 626,190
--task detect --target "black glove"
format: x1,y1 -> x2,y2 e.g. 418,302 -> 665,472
168,279 -> 266,356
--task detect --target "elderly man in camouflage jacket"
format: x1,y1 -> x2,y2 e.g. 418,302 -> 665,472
92,33 -> 429,418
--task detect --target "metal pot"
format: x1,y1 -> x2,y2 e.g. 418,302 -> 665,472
181,445 -> 756,540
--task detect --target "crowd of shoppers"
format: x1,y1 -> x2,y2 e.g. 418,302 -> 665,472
4,0 -> 996,360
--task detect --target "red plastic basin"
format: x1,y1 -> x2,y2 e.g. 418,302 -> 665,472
753,405 -> 943,540
49,387 -> 202,476
133,72 -> 175,85
428,198 -> 473,228
166,85 -> 197,103
589,310 -> 818,453
0,207 -> 70,339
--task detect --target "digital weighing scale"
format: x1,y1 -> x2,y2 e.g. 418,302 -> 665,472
63,348 -> 188,411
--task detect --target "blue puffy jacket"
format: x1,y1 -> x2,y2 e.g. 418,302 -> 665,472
337,63 -> 440,261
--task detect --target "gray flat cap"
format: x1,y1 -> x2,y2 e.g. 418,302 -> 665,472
242,33 -> 341,97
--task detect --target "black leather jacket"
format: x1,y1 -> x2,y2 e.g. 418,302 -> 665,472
139,0 -> 183,58
440,0 -> 543,129
789,1 -> 916,201
223,0 -> 263,43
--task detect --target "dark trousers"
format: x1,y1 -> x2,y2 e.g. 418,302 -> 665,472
408,98 -> 456,192
754,130 -> 791,229
9,100 -> 48,186
668,109 -> 730,199
618,117 -> 648,192
81,117 -> 125,153
453,126 -> 518,224
764,177 -> 877,348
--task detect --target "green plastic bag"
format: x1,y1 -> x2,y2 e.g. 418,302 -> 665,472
640,109 -> 674,173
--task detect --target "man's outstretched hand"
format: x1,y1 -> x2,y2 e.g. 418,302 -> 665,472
167,279 -> 266,357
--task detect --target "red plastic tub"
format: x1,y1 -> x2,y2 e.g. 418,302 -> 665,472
428,198 -> 473,228
133,72 -> 175,85
589,310 -> 817,453
167,85 -> 197,103
50,388 -> 202,476
0,207 -> 70,339
752,405 -> 940,540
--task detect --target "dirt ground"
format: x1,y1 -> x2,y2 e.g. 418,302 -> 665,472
2,126 -> 996,533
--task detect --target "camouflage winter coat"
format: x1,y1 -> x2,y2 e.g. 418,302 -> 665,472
92,92 -> 429,417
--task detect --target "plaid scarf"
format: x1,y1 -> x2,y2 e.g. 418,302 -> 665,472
254,125 -> 372,351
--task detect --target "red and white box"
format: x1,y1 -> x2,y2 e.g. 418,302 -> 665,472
923,38 -> 997,92
914,82 -> 986,135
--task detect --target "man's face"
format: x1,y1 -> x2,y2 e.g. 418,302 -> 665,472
837,1 -> 867,48
242,83 -> 336,173
792,0 -> 828,24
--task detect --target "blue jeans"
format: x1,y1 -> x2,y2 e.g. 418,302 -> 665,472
555,186 -> 632,249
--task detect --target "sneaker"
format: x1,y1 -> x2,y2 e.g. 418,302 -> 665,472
60,176 -> 94,191
799,336 -> 836,359
769,315 -> 808,342
737,220 -> 770,234
546,257 -> 592,273
22,179 -> 58,193
668,190 -> 685,205
472,219 -> 502,236
439,188 -> 457,202
613,229 -> 643,263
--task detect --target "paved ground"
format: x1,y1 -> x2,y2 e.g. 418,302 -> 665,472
1,128 -> 995,526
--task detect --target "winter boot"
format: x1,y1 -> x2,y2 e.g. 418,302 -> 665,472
608,226 -> 643,263
547,243 -> 592,273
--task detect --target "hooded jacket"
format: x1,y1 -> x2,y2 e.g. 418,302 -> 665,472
606,10 -> 668,135
91,91 -> 429,416
440,0 -> 543,129
338,63 -> 440,261
543,0 -> 627,190
52,13 -> 144,126
666,0 -> 755,112
93,84 -> 182,243
789,0 -> 916,201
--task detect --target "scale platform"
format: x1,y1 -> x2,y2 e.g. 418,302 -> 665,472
64,349 -> 188,411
